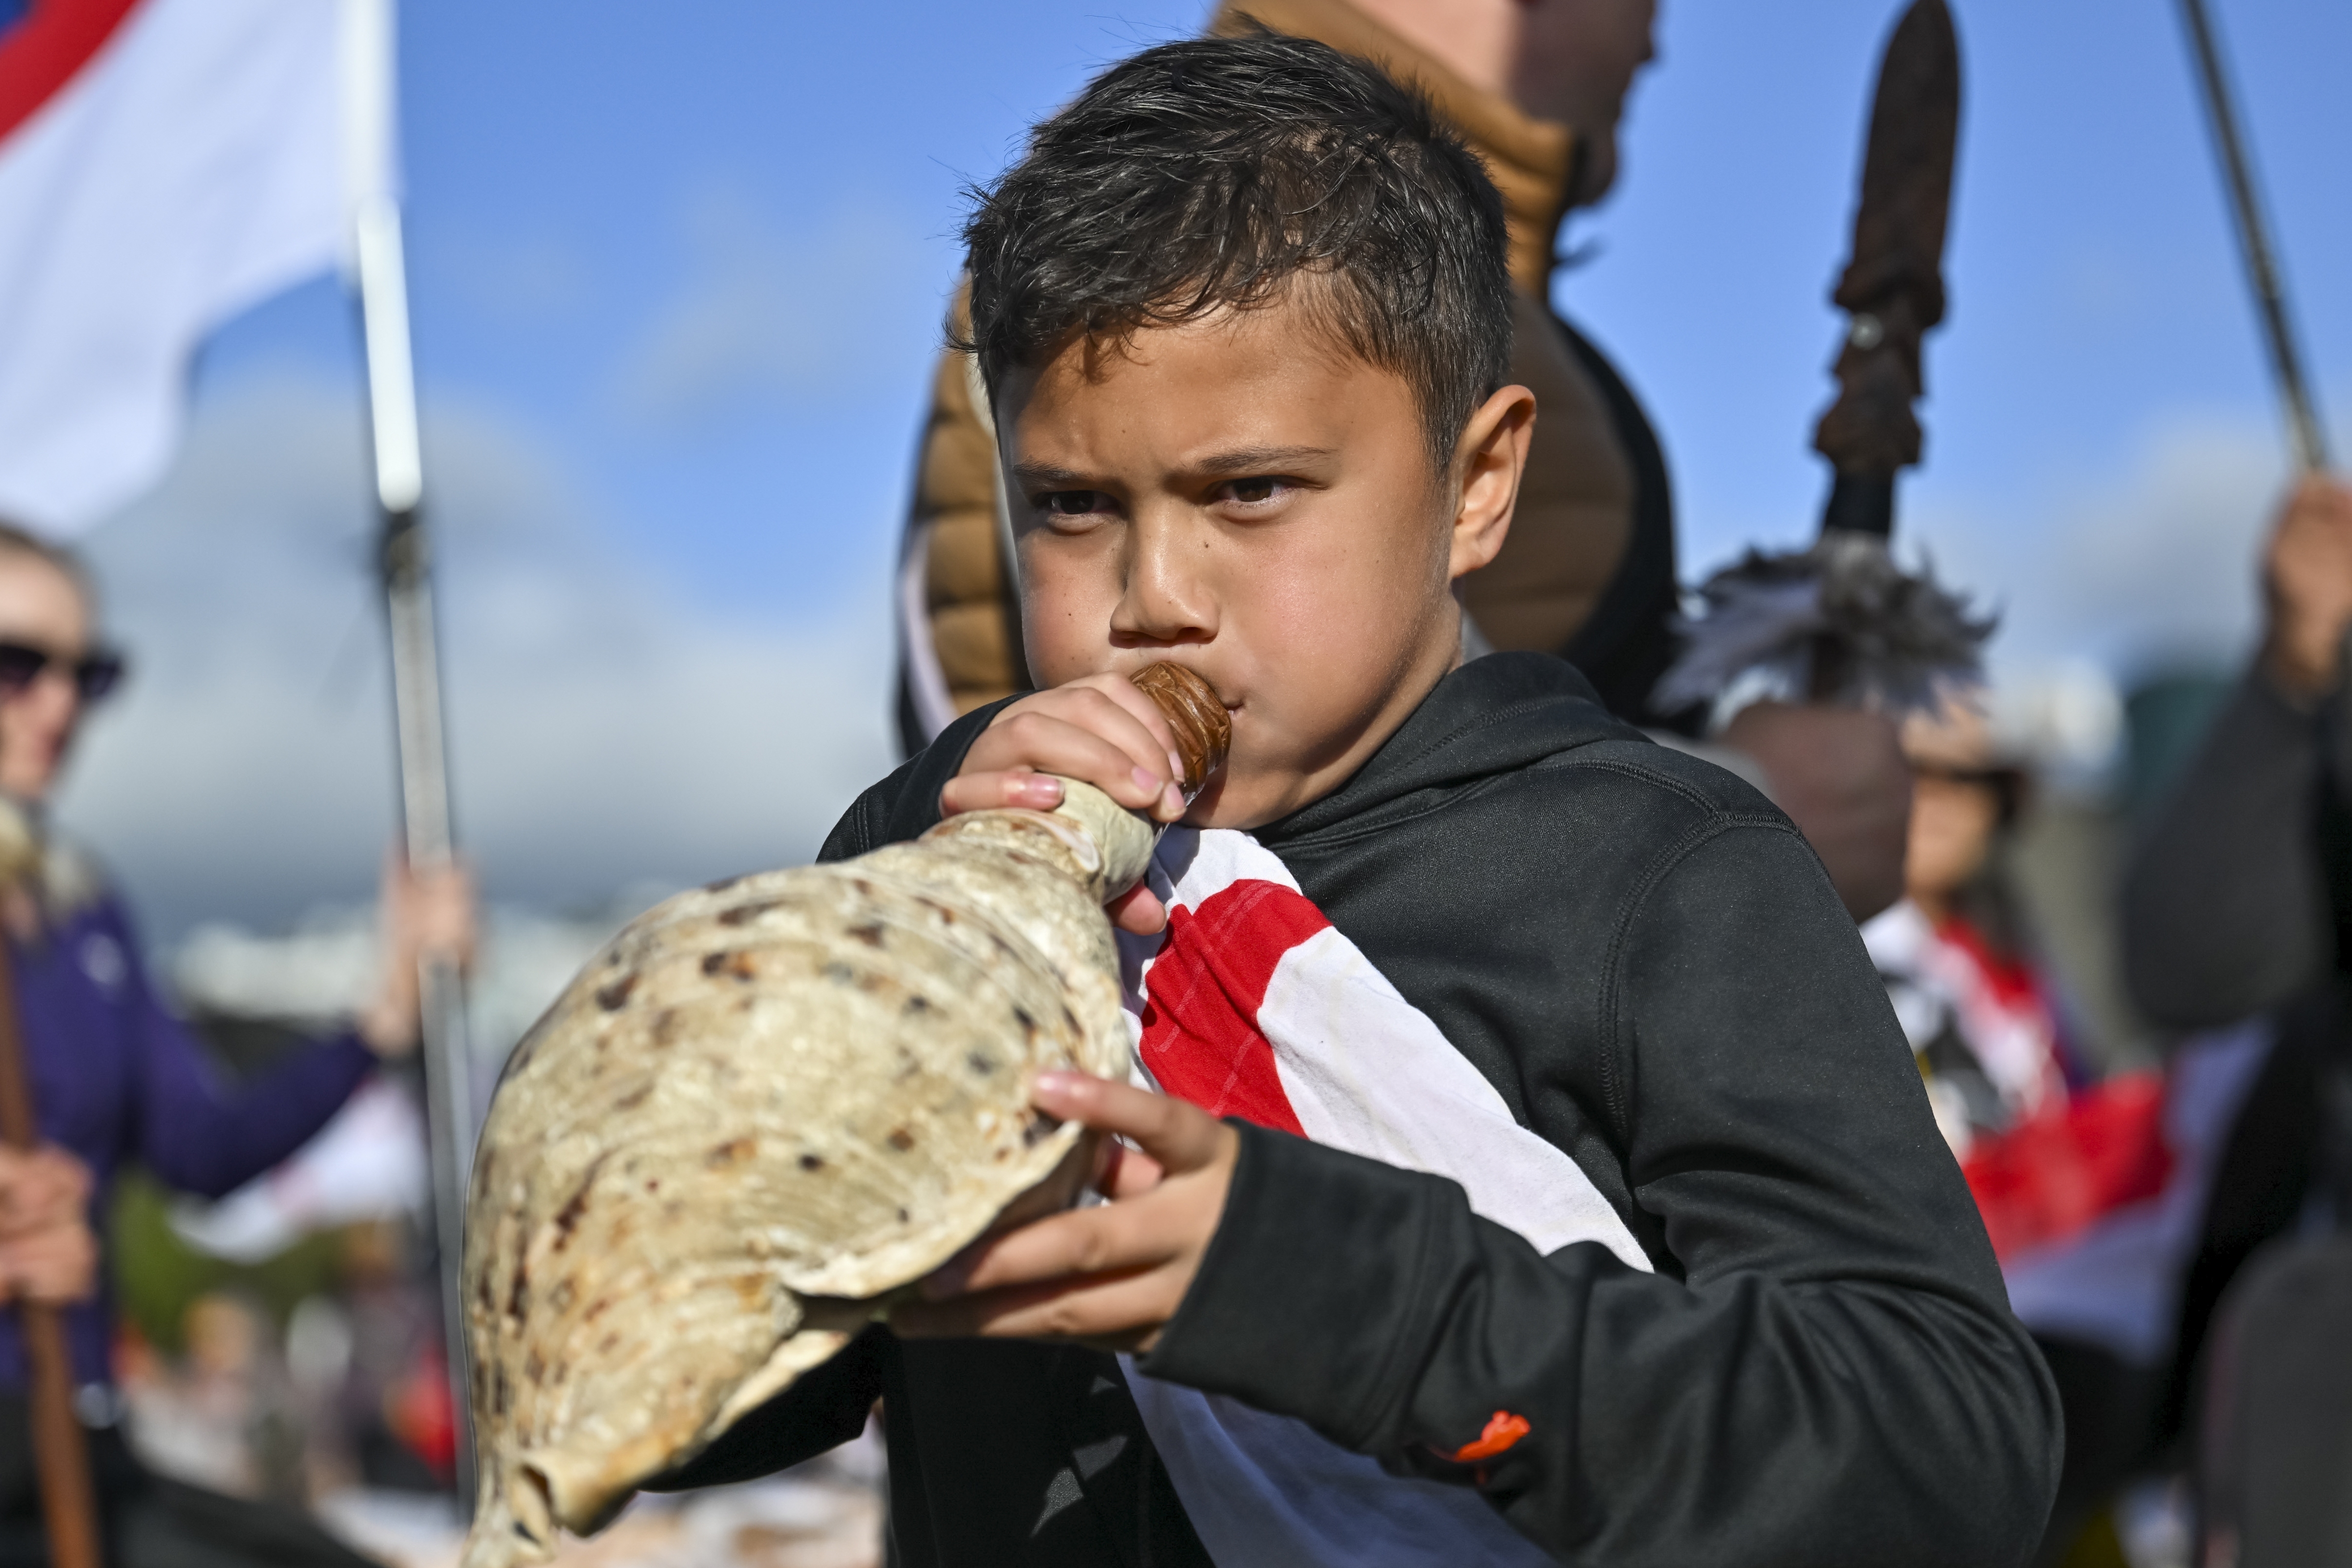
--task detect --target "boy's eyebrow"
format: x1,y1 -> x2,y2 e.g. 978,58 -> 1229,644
1009,445 -> 1337,489
1191,444 -> 1337,477
1008,461 -> 1098,490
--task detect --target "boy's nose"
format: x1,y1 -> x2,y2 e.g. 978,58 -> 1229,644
1111,518 -> 1217,647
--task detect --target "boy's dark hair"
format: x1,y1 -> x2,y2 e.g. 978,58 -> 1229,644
960,33 -> 1514,475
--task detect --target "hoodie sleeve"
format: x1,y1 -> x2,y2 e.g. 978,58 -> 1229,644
1142,819 -> 2061,1568
2120,668 -> 2336,1029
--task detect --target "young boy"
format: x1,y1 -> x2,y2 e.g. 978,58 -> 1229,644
660,33 -> 2059,1566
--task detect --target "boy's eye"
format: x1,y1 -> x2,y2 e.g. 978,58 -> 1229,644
1037,490 -> 1114,517
1216,477 -> 1293,506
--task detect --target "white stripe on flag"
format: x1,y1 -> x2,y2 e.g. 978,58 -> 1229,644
0,0 -> 366,533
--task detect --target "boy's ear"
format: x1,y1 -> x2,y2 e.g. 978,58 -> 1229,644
1448,384 -> 1537,582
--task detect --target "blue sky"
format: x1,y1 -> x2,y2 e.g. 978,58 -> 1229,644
61,0 -> 2352,935
195,0 -> 2351,619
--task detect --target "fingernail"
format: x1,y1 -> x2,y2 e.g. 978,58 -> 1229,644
1131,765 -> 1160,795
1017,774 -> 1063,807
920,1262 -> 971,1301
1033,1069 -> 1079,1098
1167,751 -> 1186,786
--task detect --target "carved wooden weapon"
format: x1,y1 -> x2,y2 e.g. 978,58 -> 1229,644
1655,0 -> 1991,718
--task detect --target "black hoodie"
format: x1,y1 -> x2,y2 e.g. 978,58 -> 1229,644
659,653 -> 2061,1567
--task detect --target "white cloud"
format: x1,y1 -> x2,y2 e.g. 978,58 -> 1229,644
1907,410 -> 2309,683
58,375 -> 897,942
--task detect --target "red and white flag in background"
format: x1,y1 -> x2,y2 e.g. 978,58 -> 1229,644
0,0 -> 390,534
0,0 -> 421,1257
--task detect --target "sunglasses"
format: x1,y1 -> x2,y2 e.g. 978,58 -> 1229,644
0,642 -> 126,704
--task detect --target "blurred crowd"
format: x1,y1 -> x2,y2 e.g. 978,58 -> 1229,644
0,0 -> 2345,1566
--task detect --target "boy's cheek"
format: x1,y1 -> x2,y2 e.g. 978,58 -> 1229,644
1018,564 -> 1122,685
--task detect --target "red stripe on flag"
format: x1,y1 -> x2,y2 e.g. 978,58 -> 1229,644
0,0 -> 142,143
1138,879 -> 1328,1137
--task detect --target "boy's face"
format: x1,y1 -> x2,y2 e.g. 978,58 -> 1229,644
994,298 -> 1531,830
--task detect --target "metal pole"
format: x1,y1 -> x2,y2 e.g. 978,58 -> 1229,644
2176,0 -> 2331,473
346,0 -> 475,1513
357,189 -> 476,1521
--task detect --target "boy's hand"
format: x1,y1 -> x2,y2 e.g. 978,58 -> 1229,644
892,1071 -> 1237,1354
941,675 -> 1190,934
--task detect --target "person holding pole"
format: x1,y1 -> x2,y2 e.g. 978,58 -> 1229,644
0,522 -> 472,1564
2107,6 -> 2349,1556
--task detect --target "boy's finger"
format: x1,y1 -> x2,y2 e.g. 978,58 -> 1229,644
939,770 -> 1066,818
1044,688 -> 1186,802
920,1148 -> 1217,1300
1107,882 -> 1168,935
1097,1138 -> 1166,1200
968,710 -> 1172,813
1030,1072 -> 1230,1174
984,688 -> 1166,774
893,1266 -> 1182,1349
993,687 -> 1179,794
1073,675 -> 1186,770
921,1201 -> 1145,1300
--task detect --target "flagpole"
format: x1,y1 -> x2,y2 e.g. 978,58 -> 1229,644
2176,0 -> 2331,474
345,0 -> 476,1514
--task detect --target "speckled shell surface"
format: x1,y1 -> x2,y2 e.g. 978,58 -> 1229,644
460,792 -> 1144,1566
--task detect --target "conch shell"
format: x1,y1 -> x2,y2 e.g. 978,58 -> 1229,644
460,664 -> 1229,1565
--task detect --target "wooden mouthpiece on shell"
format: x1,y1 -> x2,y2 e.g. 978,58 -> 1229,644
1130,662 -> 1230,799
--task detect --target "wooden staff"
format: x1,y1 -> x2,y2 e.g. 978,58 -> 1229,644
0,938 -> 102,1568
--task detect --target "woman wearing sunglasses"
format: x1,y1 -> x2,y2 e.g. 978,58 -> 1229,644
0,523 -> 472,1564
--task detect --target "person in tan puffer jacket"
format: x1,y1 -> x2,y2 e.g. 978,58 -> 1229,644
892,0 -> 1913,920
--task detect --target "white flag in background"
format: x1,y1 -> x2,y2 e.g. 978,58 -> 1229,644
0,0 -> 386,534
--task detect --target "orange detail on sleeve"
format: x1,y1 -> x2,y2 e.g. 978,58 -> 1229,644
1446,1409 -> 1531,1463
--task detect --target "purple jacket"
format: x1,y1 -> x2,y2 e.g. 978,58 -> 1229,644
3,890 -> 374,1390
